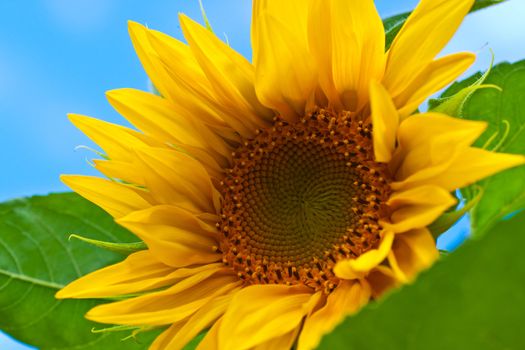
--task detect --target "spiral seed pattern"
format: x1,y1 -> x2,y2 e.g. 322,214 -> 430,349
218,109 -> 392,293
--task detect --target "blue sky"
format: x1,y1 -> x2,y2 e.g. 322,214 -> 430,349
1,1 -> 524,348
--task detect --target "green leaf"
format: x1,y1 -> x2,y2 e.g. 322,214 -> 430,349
383,13 -> 410,50
319,211 -> 525,350
383,0 -> 508,50
434,60 -> 525,235
471,0 -> 508,12
0,193 -> 161,349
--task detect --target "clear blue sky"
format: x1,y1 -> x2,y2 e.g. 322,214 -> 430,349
1,1 -> 524,348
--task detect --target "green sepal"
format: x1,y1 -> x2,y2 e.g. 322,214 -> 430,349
428,187 -> 483,239
430,83 -> 500,117
92,325 -> 158,343
429,52 -> 500,117
198,0 -> 213,32
91,325 -> 150,335
69,234 -> 147,255
74,145 -> 109,160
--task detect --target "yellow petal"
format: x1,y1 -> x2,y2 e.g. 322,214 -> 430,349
384,0 -> 474,96
180,14 -> 271,136
142,26 -> 217,105
253,327 -> 301,350
334,231 -> 394,280
402,147 -> 525,191
382,185 -> 457,233
196,317 -> 222,350
128,20 -> 216,106
86,267 -> 238,326
444,148 -> 525,190
218,284 -> 315,350
134,146 -> 220,214
117,205 -> 221,268
68,113 -> 164,162
151,290 -> 240,350
366,265 -> 400,298
93,159 -> 143,185
297,280 -> 371,350
128,21 -> 182,102
56,251 -> 218,299
128,22 -> 244,146
395,52 -> 475,118
61,175 -> 150,218
253,1 -> 316,119
330,0 -> 385,111
106,88 -> 232,164
252,0 -> 309,65
393,113 -> 487,181
388,228 -> 439,281
307,0 -> 339,108
56,250 -> 170,299
370,80 -> 399,162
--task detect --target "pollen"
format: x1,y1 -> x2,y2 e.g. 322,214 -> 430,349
218,109 -> 392,293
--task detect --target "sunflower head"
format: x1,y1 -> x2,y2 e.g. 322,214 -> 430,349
56,0 -> 525,349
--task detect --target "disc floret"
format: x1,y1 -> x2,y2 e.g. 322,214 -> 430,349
219,109 -> 391,293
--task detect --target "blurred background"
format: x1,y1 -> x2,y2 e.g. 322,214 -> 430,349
0,0 -> 524,348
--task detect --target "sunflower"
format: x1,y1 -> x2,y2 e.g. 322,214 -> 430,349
56,0 -> 524,349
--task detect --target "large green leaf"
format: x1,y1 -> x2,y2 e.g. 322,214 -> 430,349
471,0 -> 508,12
432,60 -> 525,234
0,193 -> 160,349
383,0 -> 508,50
319,211 -> 525,350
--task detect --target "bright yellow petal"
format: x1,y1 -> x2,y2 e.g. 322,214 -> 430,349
128,21 -> 184,103
68,113 -> 165,162
56,252 -> 219,299
370,80 -> 399,162
128,22 -> 244,146
388,228 -> 439,282
252,0 -> 309,65
142,26 -> 217,105
117,205 -> 221,268
150,290 -> 240,350
253,327 -> 301,350
398,147 -> 525,191
330,0 -> 385,111
395,52 -> 475,118
297,280 -> 371,350
254,11 -> 316,120
218,284 -> 315,350
392,114 -> 525,190
86,267 -> 238,326
179,14 -> 271,136
334,231 -> 394,280
307,0 -> 339,108
134,146 -> 220,214
61,175 -> 150,218
366,265 -> 400,298
393,113 -> 487,180
56,250 -> 170,299
93,159 -> 143,185
196,317 -> 222,350
383,0 -> 474,96
382,185 -> 456,233
106,88 -> 232,164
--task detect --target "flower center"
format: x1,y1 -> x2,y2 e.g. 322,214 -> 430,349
218,109 -> 391,293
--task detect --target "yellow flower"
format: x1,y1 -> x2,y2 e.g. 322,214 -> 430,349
56,0 -> 524,349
